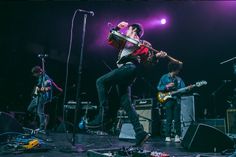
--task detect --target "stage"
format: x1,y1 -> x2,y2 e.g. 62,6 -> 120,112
0,132 -> 232,157
1,0 -> 236,157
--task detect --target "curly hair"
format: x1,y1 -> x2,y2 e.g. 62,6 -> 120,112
168,62 -> 183,72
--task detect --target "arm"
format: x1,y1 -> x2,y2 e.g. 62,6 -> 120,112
157,75 -> 168,92
52,81 -> 63,92
155,50 -> 183,64
107,21 -> 129,49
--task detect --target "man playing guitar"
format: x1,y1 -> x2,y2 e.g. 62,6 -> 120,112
27,66 -> 53,132
157,61 -> 185,143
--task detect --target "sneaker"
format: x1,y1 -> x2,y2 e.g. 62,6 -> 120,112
165,137 -> 171,142
86,113 -> 103,128
86,116 -> 113,129
174,135 -> 181,143
34,128 -> 46,135
135,131 -> 151,147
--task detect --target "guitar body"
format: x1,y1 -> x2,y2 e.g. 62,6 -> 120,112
32,86 -> 40,97
157,92 -> 173,104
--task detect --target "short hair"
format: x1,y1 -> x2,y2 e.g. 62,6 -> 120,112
168,62 -> 183,72
31,66 -> 42,74
129,23 -> 144,38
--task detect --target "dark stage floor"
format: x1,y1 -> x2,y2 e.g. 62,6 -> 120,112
1,132 -> 233,157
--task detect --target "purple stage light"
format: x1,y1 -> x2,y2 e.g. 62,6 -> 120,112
160,18 -> 166,25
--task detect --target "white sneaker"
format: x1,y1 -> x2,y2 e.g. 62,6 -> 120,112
165,137 -> 171,142
174,135 -> 181,143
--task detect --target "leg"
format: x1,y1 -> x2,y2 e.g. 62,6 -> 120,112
96,64 -> 137,109
37,97 -> 46,130
27,97 -> 38,112
173,100 -> 181,137
87,64 -> 137,128
118,84 -> 150,146
164,100 -> 174,139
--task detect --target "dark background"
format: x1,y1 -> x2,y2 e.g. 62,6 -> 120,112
0,0 -> 236,120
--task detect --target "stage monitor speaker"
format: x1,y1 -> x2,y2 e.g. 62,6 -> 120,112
118,123 -> 135,140
0,112 -> 24,142
0,112 -> 24,134
198,118 -> 226,133
182,123 -> 234,152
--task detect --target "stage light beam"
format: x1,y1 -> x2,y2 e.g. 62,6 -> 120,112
160,18 -> 166,25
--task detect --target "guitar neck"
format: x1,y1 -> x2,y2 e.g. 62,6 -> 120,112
144,45 -> 181,63
171,85 -> 195,95
111,30 -> 181,63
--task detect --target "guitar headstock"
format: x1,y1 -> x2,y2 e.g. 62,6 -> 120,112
195,80 -> 207,87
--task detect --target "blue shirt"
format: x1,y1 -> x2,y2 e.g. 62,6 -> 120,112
157,73 -> 185,92
37,74 -> 53,103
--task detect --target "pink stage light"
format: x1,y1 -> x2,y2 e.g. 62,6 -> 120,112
160,18 -> 166,25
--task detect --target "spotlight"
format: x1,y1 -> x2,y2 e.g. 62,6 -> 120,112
160,18 -> 166,25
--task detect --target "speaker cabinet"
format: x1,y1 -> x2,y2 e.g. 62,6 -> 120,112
180,96 -> 195,138
227,109 -> 236,134
182,123 -> 234,152
136,108 -> 152,134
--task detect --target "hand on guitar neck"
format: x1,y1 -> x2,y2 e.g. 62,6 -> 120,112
155,50 -> 182,64
140,44 -> 182,64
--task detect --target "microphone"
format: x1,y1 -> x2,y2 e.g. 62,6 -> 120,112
38,54 -> 48,58
78,9 -> 94,16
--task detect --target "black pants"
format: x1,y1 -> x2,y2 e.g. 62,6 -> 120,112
96,64 -> 144,135
164,99 -> 181,137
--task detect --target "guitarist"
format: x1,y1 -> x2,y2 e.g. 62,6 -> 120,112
86,21 -> 168,146
157,61 -> 185,143
27,66 -> 53,132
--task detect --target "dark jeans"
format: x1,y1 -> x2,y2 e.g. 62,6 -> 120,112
164,99 -> 181,137
28,96 -> 48,130
96,63 -> 144,135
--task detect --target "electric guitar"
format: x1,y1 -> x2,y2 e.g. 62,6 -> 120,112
157,80 -> 207,103
111,30 -> 181,64
32,86 -> 50,97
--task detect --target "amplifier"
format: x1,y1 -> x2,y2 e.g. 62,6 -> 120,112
134,98 -> 153,109
181,96 -> 195,138
136,106 -> 152,134
64,101 -> 96,110
226,109 -> 236,134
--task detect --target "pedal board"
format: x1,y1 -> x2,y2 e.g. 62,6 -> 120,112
87,146 -> 151,157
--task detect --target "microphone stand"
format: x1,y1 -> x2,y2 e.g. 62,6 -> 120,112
38,54 -> 47,130
220,57 -> 236,65
71,13 -> 88,148
211,81 -> 228,118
